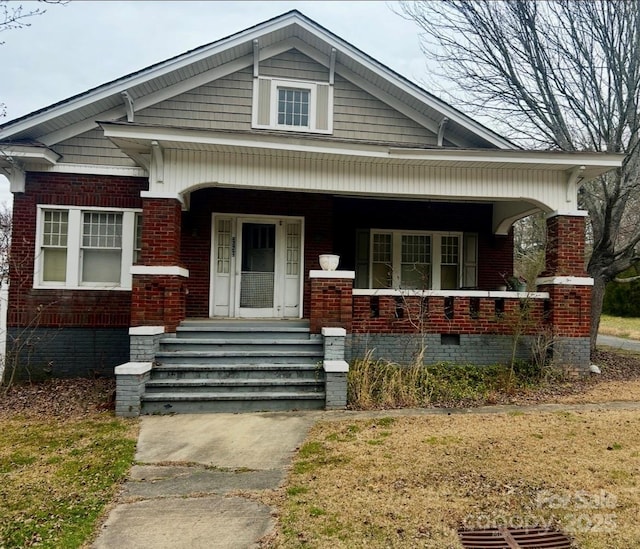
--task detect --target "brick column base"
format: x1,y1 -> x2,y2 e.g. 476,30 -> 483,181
309,270 -> 355,334
131,272 -> 188,333
536,281 -> 593,374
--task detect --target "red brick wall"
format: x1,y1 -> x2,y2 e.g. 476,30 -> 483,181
131,275 -> 187,332
140,198 -> 183,266
352,294 -> 547,335
309,277 -> 353,333
541,215 -> 588,277
8,172 -> 147,329
535,285 -> 590,337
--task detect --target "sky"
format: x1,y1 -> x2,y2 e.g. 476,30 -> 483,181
0,0 -> 441,205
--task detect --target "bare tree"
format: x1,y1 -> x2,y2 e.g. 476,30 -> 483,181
400,0 -> 640,351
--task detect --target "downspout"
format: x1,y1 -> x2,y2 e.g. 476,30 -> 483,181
437,117 -> 449,147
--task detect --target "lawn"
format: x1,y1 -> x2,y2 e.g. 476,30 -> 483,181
0,380 -> 138,549
599,315 -> 640,340
271,410 -> 640,548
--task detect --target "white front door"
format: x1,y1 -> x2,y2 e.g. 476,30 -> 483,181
210,214 -> 303,318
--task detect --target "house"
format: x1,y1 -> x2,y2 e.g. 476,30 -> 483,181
0,11 -> 622,414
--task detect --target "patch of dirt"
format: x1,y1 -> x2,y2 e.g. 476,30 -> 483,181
0,377 -> 115,419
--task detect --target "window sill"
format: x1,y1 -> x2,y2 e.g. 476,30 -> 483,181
33,284 -> 132,292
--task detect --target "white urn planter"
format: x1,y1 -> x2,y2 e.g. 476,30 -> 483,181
319,254 -> 340,271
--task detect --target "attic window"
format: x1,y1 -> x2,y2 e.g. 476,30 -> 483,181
252,77 -> 333,134
278,87 -> 310,127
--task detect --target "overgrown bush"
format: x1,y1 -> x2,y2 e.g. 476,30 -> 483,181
347,351 -> 557,409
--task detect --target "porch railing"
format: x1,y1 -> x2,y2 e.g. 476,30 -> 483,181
351,289 -> 550,335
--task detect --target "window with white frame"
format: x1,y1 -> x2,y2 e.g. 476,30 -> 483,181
370,230 -> 462,290
36,206 -> 141,290
278,87 -> 310,127
252,77 -> 333,134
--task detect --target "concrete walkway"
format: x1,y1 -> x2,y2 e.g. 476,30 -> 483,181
92,413 -> 317,549
597,333 -> 640,353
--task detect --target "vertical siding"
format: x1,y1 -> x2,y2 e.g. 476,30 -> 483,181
54,128 -> 137,167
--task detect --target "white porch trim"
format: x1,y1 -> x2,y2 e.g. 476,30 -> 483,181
130,265 -> 190,277
536,276 -> 594,286
352,288 -> 550,299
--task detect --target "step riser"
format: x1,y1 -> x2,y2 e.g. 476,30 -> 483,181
141,398 -> 325,414
180,320 -> 309,329
145,384 -> 324,394
156,355 -> 322,366
159,342 -> 322,353
151,369 -> 322,381
175,331 -> 312,340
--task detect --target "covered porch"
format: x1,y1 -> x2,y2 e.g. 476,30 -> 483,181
102,123 -> 619,371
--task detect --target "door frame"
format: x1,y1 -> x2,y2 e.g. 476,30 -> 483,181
209,213 -> 305,319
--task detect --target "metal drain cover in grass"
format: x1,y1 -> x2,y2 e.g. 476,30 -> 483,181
458,526 -> 573,548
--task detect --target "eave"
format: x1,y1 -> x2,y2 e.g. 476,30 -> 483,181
100,122 -> 622,180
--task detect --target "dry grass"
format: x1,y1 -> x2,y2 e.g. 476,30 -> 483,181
0,379 -> 137,549
271,410 -> 640,548
599,315 -> 640,340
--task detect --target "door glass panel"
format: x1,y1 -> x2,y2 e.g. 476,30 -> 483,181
286,223 -> 301,275
240,223 -> 275,308
216,218 -> 232,274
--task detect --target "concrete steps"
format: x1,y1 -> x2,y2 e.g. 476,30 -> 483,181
141,320 -> 325,414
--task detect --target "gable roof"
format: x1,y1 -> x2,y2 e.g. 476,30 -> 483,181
0,10 -> 514,150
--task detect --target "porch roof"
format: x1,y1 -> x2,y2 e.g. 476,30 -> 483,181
100,122 -> 623,234
101,121 -> 621,181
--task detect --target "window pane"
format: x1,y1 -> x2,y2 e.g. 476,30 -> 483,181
43,248 -> 67,282
401,264 -> 430,289
82,212 -> 122,248
42,210 -> 68,247
441,265 -> 458,290
441,236 -> 459,289
82,249 -> 121,283
441,236 -> 459,264
277,87 -> 310,127
372,233 -> 392,262
400,235 -> 431,289
81,212 -> 123,284
372,262 -> 392,289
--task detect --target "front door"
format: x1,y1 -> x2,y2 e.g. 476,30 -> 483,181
210,214 -> 303,318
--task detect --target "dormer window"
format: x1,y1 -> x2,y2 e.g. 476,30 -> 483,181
252,77 -> 333,134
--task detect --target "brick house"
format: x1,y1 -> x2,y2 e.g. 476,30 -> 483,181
0,11 -> 622,413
